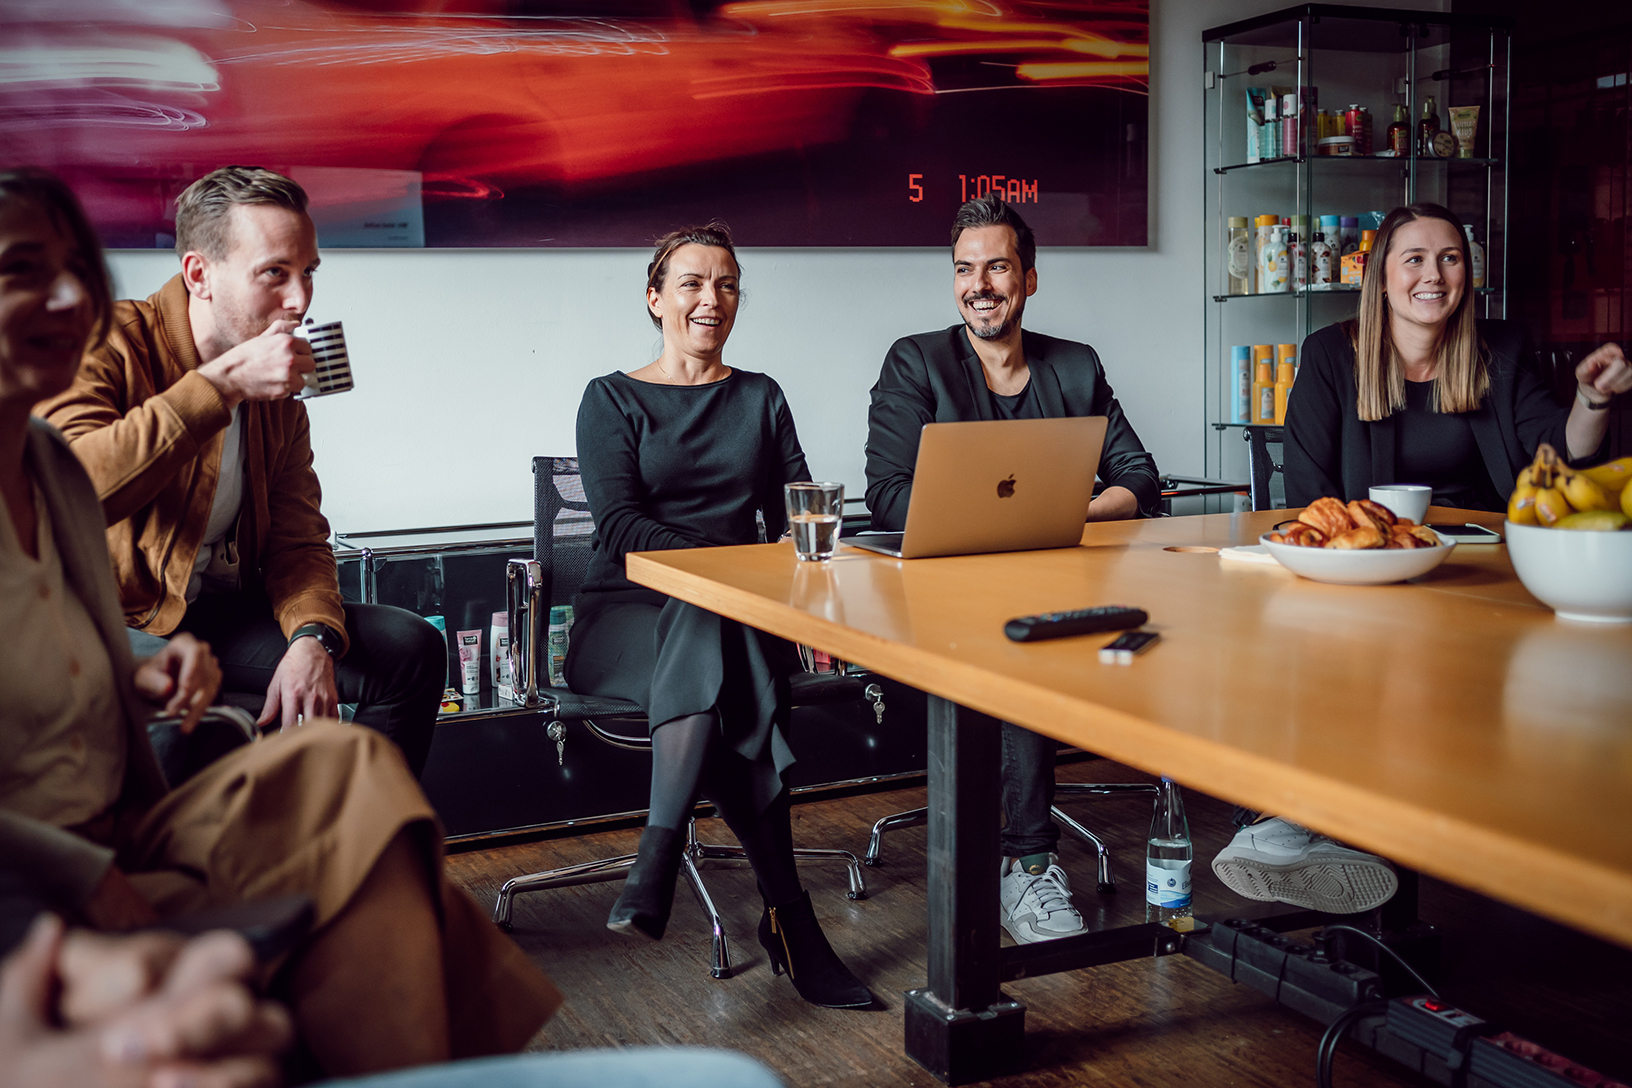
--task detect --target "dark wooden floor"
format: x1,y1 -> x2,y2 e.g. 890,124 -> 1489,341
445,759 -> 1632,1087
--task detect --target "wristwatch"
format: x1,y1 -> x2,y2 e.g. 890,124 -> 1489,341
289,622 -> 343,658
1578,387 -> 1612,411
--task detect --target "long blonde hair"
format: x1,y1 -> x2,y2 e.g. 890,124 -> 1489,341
1350,203 -> 1487,421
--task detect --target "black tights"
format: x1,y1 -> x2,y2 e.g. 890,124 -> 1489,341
646,711 -> 802,905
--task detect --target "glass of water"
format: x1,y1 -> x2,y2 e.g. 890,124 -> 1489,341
785,482 -> 844,561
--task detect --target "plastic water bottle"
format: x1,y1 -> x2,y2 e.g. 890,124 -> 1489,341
1146,777 -> 1193,927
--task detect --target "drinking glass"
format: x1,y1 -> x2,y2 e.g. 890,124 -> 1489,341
785,482 -> 843,561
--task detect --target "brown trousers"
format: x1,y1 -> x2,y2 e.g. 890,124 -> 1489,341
113,720 -> 562,1058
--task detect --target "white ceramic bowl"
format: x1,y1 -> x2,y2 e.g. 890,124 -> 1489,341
1259,531 -> 1456,585
1504,520 -> 1632,622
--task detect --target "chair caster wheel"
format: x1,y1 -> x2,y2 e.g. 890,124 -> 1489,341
1097,882 -> 1116,895
847,890 -> 867,901
863,858 -> 882,867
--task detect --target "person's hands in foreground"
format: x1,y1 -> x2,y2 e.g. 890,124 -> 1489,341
0,914 -> 292,1088
133,633 -> 221,734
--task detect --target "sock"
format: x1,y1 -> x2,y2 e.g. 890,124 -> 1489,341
1015,852 -> 1053,875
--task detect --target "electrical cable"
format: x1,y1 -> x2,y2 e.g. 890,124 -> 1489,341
1318,924 -> 1439,998
1315,1000 -> 1388,1088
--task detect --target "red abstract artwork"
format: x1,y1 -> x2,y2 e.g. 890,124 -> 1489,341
1,0 -> 1149,247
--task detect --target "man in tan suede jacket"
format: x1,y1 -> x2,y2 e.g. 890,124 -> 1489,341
41,166 -> 441,775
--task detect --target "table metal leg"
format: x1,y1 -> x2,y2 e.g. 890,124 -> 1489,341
904,696 -> 1026,1084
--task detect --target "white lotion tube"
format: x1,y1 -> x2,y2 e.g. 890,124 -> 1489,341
457,629 -> 482,696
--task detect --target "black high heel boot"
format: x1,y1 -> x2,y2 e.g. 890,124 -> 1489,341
607,826 -> 685,941
758,890 -> 873,1008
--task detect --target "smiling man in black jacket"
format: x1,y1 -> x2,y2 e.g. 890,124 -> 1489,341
864,195 -> 1160,945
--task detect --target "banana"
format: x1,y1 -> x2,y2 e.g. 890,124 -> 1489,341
1624,479 -> 1632,520
1515,466 -> 1534,491
1530,444 -> 1564,490
1507,484 -> 1539,525
1580,456 -> 1632,494
1555,510 -> 1630,531
1561,471 -> 1616,513
1534,486 -> 1572,527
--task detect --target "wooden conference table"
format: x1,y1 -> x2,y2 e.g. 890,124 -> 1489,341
626,508 -> 1632,1081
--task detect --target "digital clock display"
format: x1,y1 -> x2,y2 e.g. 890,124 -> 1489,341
908,174 -> 1042,204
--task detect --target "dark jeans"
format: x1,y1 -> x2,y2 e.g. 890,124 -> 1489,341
1000,721 -> 1059,858
130,593 -> 443,778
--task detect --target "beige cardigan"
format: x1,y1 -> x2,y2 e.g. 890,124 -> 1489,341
0,418 -> 169,915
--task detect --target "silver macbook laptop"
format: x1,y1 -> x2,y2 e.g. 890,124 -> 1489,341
842,416 -> 1108,559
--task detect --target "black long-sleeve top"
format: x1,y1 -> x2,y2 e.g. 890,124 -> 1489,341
864,325 -> 1162,531
1283,321 -> 1576,509
576,369 -> 811,600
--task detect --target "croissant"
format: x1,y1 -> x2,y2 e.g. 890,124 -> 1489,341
1281,523 -> 1328,547
1408,525 -> 1444,547
1326,526 -> 1386,550
1347,499 -> 1397,533
1298,497 -> 1353,538
1388,526 -> 1424,550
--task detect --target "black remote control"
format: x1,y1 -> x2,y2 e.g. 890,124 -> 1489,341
1004,606 -> 1148,643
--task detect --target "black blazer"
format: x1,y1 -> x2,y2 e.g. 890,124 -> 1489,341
1283,320 -> 1574,509
864,325 -> 1162,530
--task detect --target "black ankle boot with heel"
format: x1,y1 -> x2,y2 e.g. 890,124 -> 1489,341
757,890 -> 873,1008
607,826 -> 685,941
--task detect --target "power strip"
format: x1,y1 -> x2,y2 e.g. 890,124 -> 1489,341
1184,921 -> 1629,1088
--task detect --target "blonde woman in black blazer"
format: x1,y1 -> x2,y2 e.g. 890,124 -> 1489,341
1283,203 -> 1629,510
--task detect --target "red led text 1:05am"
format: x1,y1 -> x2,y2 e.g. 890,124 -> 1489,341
906,174 -> 1040,203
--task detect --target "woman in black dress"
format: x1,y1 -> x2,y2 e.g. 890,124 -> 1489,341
1283,202 -> 1629,509
566,224 -> 870,1009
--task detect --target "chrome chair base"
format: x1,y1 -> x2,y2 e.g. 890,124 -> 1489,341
492,816 -> 867,979
862,780 -> 1160,895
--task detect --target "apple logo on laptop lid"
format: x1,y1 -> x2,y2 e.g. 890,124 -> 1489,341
997,474 -> 1016,499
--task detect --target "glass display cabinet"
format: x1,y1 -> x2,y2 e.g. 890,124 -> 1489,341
1202,4 -> 1512,507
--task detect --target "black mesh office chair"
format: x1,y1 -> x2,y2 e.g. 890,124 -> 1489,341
491,457 -> 873,978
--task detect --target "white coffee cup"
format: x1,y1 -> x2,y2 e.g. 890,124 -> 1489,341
1369,484 -> 1432,524
292,319 -> 355,400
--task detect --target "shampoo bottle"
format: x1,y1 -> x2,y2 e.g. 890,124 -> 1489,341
1463,224 -> 1486,289
1259,225 -> 1290,293
1231,346 -> 1252,424
1418,95 -> 1440,156
1387,104 -> 1410,155
1310,232 -> 1332,285
1252,360 -> 1276,425
1273,360 -> 1295,425
1253,214 -> 1278,292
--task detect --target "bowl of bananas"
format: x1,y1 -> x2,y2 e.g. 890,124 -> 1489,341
1505,446 -> 1632,622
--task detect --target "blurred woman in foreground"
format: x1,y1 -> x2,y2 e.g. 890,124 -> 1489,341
0,167 -> 561,1079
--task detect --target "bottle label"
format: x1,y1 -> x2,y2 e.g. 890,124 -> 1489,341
1227,234 -> 1250,283
1146,858 -> 1192,908
1258,386 -> 1275,422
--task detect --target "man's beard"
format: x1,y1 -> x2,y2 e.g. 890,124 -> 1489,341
962,293 -> 1018,341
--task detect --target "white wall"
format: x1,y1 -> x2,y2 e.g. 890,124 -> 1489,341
105,0 -> 1444,535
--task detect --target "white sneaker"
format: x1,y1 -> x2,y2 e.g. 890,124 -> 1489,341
999,854 -> 1085,944
1211,817 -> 1397,914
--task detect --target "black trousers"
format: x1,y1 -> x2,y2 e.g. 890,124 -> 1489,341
1001,721 -> 1059,858
130,592 -> 444,778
